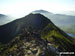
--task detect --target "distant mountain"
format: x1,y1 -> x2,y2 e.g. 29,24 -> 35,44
0,14 -> 5,17
32,10 -> 53,14
32,10 -> 54,22
57,11 -> 75,16
0,14 -> 14,25
32,10 -> 75,34
32,10 -> 75,25
0,13 -> 75,56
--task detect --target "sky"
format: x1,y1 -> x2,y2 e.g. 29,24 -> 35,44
0,0 -> 75,18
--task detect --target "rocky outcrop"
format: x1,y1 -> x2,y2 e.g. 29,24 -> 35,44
0,28 -> 57,56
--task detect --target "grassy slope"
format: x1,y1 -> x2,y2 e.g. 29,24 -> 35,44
41,23 -> 75,52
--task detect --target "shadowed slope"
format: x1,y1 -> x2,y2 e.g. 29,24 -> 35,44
0,14 -> 51,43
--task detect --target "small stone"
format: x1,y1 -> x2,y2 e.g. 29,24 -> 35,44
27,50 -> 31,54
32,50 -> 38,54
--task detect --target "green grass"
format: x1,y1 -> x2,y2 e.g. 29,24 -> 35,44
0,42 -> 3,51
41,23 -> 75,51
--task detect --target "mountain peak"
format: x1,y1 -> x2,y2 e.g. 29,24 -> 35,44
33,9 -> 49,12
0,13 -> 75,56
0,13 -> 52,43
32,10 -> 53,14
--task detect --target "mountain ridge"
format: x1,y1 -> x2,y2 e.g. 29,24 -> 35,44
32,10 -> 75,35
0,13 -> 52,43
32,10 -> 75,24
0,13 -> 75,56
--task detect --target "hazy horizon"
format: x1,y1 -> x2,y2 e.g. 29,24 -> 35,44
0,0 -> 75,18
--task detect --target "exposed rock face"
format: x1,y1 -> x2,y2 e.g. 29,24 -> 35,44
0,28 -> 57,56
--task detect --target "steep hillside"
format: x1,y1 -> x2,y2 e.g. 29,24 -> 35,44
0,13 -> 51,43
0,28 -> 57,56
0,13 -> 75,56
41,24 -> 75,52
